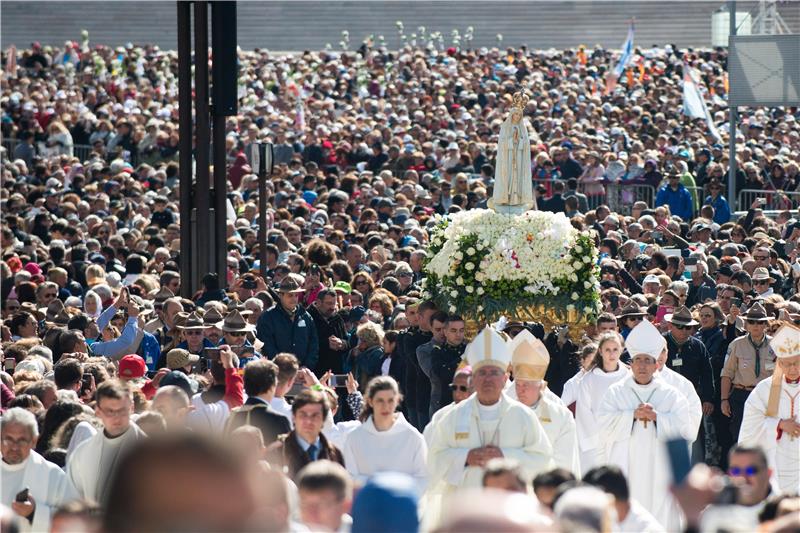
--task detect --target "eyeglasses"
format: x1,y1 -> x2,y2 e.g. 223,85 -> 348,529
754,280 -> 770,285
753,256 -> 769,261
673,324 -> 693,330
449,384 -> 469,392
627,317 -> 643,323
728,465 -> 760,477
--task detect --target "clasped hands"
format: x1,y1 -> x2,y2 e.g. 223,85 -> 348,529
634,403 -> 657,424
466,445 -> 504,467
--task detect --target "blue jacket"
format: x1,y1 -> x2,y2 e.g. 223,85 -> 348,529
256,305 -> 319,369
704,194 -> 731,224
656,184 -> 693,221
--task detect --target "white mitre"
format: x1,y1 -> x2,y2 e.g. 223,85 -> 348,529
770,323 -> 800,359
625,319 -> 666,360
465,326 -> 512,371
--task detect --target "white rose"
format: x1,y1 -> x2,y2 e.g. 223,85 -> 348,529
477,287 -> 484,295
455,252 -> 463,260
574,245 -> 583,254
570,274 -> 578,282
573,261 -> 582,270
456,277 -> 464,285
584,306 -> 593,313
583,256 -> 591,264
584,281 -> 592,289
567,304 -> 575,311
466,247 -> 476,256
465,262 -> 475,271
450,290 -> 459,298
449,305 -> 457,313
571,292 -> 579,300
466,286 -> 474,293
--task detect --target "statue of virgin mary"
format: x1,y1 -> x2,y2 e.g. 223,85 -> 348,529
490,92 -> 535,214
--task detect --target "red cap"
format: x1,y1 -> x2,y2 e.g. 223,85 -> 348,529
119,354 -> 146,379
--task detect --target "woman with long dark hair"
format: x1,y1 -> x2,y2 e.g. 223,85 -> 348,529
341,376 -> 427,487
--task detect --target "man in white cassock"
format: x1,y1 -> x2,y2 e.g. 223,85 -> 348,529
656,346 -> 703,459
739,324 -> 800,494
2,408 -> 77,532
506,330 -> 580,474
598,320 -> 696,532
426,326 -> 553,488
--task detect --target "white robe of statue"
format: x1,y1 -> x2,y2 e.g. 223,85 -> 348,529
507,385 -> 580,474
739,377 -> 800,494
598,375 -> 695,533
492,110 -> 535,211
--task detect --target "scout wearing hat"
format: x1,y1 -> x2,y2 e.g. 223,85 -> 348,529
508,330 -> 579,472
617,302 -> 647,336
664,306 -> 699,328
42,299 -> 71,327
216,311 -> 259,367
175,312 -> 214,354
202,307 -> 225,345
425,326 -> 552,491
738,324 -> 800,494
721,302 -> 775,444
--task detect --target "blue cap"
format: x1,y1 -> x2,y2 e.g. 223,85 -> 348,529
302,190 -> 318,205
348,306 -> 367,323
159,371 -> 195,398
351,473 -> 418,533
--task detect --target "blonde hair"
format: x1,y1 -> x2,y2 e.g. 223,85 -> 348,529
356,321 -> 385,349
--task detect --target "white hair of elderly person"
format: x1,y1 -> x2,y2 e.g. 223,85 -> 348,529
553,486 -> 617,533
433,488 -> 553,533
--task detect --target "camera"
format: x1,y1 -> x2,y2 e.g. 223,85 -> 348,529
242,278 -> 257,290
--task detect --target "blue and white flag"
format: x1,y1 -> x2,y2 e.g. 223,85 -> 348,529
613,21 -> 635,77
683,64 -> 722,141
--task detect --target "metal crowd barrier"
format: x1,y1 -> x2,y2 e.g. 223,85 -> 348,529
737,189 -> 799,210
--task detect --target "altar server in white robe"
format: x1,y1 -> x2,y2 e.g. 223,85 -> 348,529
598,320 -> 695,532
1,408 -> 77,532
739,323 -> 800,494
575,332 -> 630,474
67,380 -> 146,505
427,326 -> 553,492
656,346 -> 703,454
507,330 -> 580,474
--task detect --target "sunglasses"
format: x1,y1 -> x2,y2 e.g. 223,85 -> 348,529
754,280 -> 770,285
228,332 -> 247,337
673,324 -> 693,330
185,330 -> 203,336
747,320 -> 766,325
728,465 -> 760,477
449,384 -> 469,392
753,256 -> 769,260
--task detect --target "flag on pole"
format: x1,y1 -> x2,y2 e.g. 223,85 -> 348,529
605,20 -> 635,94
613,20 -> 635,78
683,64 -> 722,141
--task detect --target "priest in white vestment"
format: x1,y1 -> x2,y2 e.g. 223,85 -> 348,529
656,348 -> 703,452
598,320 -> 696,532
739,324 -> 800,494
67,380 -> 147,505
427,326 -> 552,492
2,408 -> 77,532
507,330 -> 580,474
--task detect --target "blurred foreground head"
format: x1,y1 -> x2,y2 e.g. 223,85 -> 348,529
103,432 -> 287,532
434,488 -> 553,532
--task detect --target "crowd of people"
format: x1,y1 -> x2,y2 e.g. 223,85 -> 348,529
1,30 -> 800,532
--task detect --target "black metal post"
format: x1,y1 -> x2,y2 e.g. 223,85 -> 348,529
177,0 -> 193,298
194,1 -> 211,279
257,143 -> 273,279
728,0 -> 738,211
213,114 -> 227,288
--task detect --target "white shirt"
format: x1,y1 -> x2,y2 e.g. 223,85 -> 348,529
271,396 -> 294,429
618,500 -> 666,532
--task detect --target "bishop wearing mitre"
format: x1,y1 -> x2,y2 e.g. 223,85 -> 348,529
427,326 -> 553,491
598,320 -> 696,532
506,329 -> 580,474
739,323 -> 800,494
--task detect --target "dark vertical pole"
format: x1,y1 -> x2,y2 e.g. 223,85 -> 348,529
728,1 -> 738,211
194,1 -> 211,279
213,114 -> 227,287
177,0 -> 193,298
258,143 -> 273,279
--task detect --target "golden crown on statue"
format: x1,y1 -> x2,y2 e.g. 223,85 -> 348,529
511,91 -> 529,110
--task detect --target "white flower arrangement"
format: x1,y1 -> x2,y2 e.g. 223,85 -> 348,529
424,209 -> 601,323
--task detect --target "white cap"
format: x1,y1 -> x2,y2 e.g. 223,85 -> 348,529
465,326 -> 511,371
625,320 -> 666,360
643,274 -> 661,285
509,329 -> 549,381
